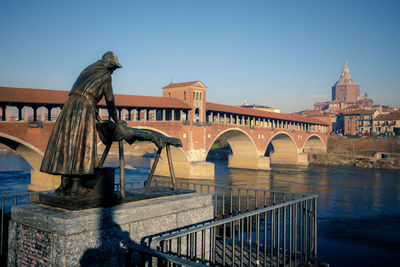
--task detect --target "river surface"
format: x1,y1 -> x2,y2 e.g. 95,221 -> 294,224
1,152 -> 399,266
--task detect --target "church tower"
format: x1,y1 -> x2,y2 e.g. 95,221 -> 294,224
163,81 -> 207,123
331,61 -> 360,102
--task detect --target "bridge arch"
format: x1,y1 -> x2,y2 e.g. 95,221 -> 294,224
265,131 -> 299,164
207,128 -> 258,159
0,132 -> 43,169
302,134 -> 326,153
206,128 -> 267,170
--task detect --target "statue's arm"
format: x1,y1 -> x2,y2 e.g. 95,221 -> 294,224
115,125 -> 182,149
103,77 -> 118,123
115,127 -> 154,144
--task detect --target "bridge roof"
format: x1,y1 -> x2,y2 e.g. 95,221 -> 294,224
206,102 -> 328,125
0,87 -> 191,109
0,87 -> 69,104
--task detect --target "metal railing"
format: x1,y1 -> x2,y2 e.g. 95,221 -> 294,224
152,180 -> 310,220
1,181 -> 318,266
149,194 -> 317,266
125,242 -> 205,267
127,180 -> 318,266
0,190 -> 54,265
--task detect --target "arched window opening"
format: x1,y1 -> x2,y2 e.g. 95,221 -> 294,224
194,108 -> 200,122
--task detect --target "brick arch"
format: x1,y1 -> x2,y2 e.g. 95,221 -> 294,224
206,128 -> 259,160
265,131 -> 299,164
302,134 -> 327,153
0,132 -> 43,169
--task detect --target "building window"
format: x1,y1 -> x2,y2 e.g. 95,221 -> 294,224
184,92 -> 186,100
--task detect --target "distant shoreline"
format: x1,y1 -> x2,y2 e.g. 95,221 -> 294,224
309,152 -> 400,171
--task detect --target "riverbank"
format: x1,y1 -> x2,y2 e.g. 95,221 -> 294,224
309,136 -> 400,170
308,152 -> 400,171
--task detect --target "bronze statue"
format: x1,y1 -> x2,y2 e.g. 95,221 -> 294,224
40,51 -> 182,197
40,51 -> 123,195
96,120 -> 182,150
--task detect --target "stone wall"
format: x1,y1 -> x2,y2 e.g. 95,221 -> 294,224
308,136 -> 400,170
327,136 -> 400,155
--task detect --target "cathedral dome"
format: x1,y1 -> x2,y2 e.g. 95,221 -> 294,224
332,60 -> 358,87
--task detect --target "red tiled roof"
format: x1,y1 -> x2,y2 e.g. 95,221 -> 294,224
206,102 -> 328,125
0,87 -> 191,109
301,109 -> 324,116
105,94 -> 190,109
314,102 -> 328,106
163,81 -> 205,89
375,113 -> 400,120
302,110 -> 335,118
0,87 -> 69,104
339,109 -> 376,115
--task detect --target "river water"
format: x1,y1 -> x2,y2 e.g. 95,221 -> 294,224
1,152 -> 399,266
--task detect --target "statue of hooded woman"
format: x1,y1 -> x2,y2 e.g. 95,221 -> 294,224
40,51 -> 123,195
40,51 -> 182,198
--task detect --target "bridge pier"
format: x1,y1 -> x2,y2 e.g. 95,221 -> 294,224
269,152 -> 309,166
153,158 -> 215,179
228,154 -> 271,170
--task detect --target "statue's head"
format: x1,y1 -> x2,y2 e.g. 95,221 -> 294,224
101,51 -> 122,69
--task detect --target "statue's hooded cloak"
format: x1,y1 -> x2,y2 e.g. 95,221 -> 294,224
40,60 -> 118,175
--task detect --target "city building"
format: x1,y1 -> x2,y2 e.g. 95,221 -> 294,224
373,112 -> 400,135
331,60 -> 360,102
338,109 -> 380,135
305,61 -> 380,134
313,61 -> 373,113
299,109 -> 337,133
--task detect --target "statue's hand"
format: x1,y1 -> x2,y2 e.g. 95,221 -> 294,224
116,120 -> 127,127
151,133 -> 182,149
151,133 -> 166,149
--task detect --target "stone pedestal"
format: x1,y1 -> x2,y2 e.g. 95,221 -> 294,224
7,193 -> 213,266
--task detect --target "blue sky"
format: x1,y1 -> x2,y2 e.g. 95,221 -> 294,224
1,0 -> 399,112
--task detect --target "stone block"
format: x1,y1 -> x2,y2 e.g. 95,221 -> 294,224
7,193 -> 213,267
